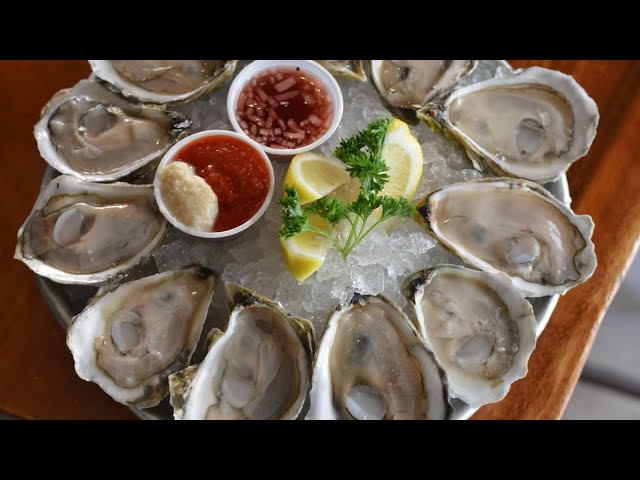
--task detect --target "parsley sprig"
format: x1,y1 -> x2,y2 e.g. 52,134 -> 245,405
278,118 -> 416,260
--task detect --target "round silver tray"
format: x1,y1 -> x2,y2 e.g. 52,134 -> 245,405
34,60 -> 570,420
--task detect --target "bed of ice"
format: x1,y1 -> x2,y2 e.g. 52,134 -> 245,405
148,60 -> 509,335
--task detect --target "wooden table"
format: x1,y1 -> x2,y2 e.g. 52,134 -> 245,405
1,60 -> 638,420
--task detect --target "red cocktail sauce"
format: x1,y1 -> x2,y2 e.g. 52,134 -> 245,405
173,136 -> 270,232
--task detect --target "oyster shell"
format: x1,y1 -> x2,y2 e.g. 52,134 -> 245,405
306,293 -> 450,420
89,60 -> 238,104
416,178 -> 597,296
418,66 -> 599,183
404,265 -> 537,408
317,60 -> 366,81
169,283 -> 315,420
370,60 -> 476,121
67,266 -> 216,408
14,175 -> 167,285
35,79 -> 191,182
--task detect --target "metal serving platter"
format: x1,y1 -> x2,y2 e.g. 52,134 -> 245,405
34,60 -> 570,420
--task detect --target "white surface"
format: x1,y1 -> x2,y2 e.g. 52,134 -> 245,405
563,381 -> 640,420
583,254 -> 640,385
563,253 -> 640,419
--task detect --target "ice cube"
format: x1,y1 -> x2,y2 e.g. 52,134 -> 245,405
152,239 -> 191,272
141,60 -> 501,348
351,263 -> 385,295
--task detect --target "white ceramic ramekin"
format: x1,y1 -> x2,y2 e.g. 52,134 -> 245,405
227,60 -> 344,157
154,130 -> 275,239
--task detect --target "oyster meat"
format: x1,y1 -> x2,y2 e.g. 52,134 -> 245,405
307,293 -> 450,420
35,79 -> 191,182
416,178 -> 596,296
66,266 -> 216,408
169,283 -> 315,420
370,60 -> 475,120
89,60 -> 238,104
15,175 -> 167,285
418,66 -> 599,183
404,265 -> 537,408
317,60 -> 366,81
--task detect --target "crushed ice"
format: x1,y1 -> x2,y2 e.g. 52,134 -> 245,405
152,61 -> 504,335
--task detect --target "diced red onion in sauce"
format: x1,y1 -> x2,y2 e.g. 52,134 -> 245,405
235,67 -> 333,149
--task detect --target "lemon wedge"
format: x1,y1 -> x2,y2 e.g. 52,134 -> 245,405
329,178 -> 360,204
283,152 -> 350,205
279,215 -> 332,281
380,118 -> 423,200
280,119 -> 423,281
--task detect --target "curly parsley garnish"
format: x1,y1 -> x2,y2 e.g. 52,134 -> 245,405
278,118 -> 416,259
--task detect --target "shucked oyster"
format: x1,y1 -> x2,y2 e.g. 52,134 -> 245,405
89,60 -> 238,104
418,66 -> 599,183
35,79 -> 191,182
404,265 -> 537,408
370,60 -> 476,121
67,266 -> 216,408
169,283 -> 315,420
307,293 -> 450,420
15,175 -> 167,285
317,61 -> 366,81
416,178 -> 597,297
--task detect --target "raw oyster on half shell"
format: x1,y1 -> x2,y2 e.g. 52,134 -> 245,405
404,265 -> 537,408
415,178 -> 597,297
306,293 -> 450,420
15,175 -> 167,285
67,266 -> 217,408
169,283 -> 315,420
370,60 -> 476,121
89,60 -> 237,104
418,66 -> 599,182
35,79 -> 191,182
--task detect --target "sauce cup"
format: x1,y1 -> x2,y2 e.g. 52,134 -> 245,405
227,60 -> 344,160
154,130 -> 275,239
